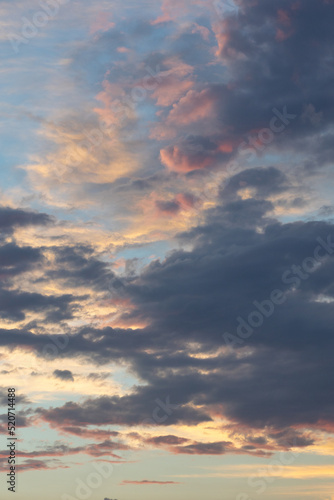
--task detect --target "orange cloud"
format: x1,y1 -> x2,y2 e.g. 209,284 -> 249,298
218,142 -> 234,153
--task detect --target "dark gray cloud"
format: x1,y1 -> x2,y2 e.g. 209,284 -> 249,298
53,370 -> 74,382
155,199 -> 181,214
172,441 -> 233,455
9,168 -> 326,439
0,289 -> 79,322
145,435 -> 189,446
2,174 -> 334,435
0,206 -> 53,236
0,207 -> 84,325
39,391 -> 211,428
0,243 -> 43,278
221,167 -> 289,201
47,245 -> 116,291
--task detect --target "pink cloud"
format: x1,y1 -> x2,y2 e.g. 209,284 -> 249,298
212,18 -> 246,61
94,80 -> 130,127
151,57 -> 194,107
160,136 -> 235,174
151,0 -> 192,25
191,23 -> 211,41
153,79 -> 194,107
276,8 -> 295,41
152,89 -> 217,140
117,47 -> 131,53
89,13 -> 115,35
167,89 -> 216,125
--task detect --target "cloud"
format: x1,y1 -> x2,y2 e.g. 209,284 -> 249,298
0,243 -> 43,278
46,245 -> 116,292
0,206 -> 53,235
1,176 -> 334,444
39,392 -> 211,428
150,57 -> 194,107
152,89 -> 219,140
0,289 -> 78,322
0,440 -> 129,461
61,427 -> 118,440
144,435 -> 189,446
160,142 -> 216,173
0,458 -> 70,472
53,369 -> 74,382
155,199 -> 181,214
172,441 -> 233,455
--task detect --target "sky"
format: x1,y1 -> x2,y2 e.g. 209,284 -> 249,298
0,0 -> 334,499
